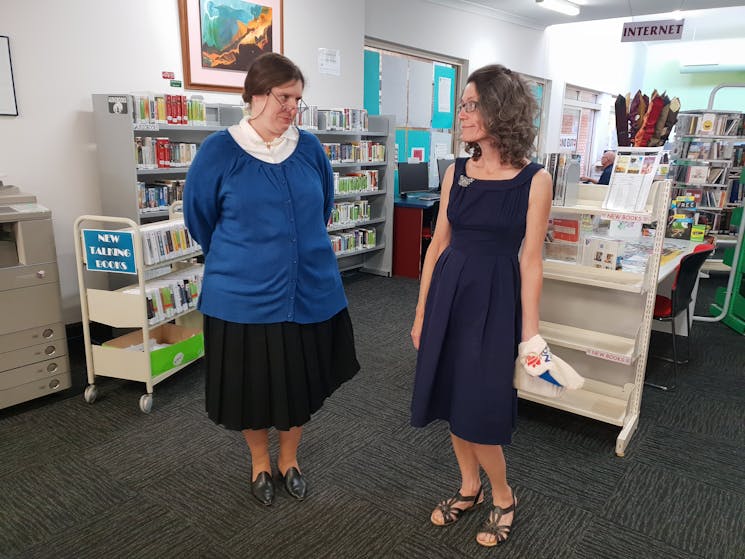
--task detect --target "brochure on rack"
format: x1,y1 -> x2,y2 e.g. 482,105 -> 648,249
603,147 -> 663,212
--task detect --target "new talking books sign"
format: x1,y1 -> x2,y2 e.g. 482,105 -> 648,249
82,229 -> 137,274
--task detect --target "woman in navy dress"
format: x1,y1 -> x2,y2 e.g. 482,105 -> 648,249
410,65 -> 552,547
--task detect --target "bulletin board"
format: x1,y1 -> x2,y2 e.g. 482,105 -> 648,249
363,49 -> 380,115
432,64 -> 455,129
381,54 -> 407,126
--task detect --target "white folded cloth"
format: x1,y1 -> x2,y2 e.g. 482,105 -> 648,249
515,334 -> 585,391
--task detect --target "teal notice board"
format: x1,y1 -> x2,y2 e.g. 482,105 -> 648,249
363,50 -> 380,115
396,128 -> 432,163
432,65 -> 456,129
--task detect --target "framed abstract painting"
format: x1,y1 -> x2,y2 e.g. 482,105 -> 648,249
178,0 -> 283,93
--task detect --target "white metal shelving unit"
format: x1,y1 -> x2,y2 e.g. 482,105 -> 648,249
519,180 -> 671,457
74,214 -> 204,413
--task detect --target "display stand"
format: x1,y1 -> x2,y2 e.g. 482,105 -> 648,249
522,180 -> 671,457
74,212 -> 204,413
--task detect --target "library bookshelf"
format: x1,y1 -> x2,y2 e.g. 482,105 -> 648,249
521,180 -> 671,456
670,107 -> 745,328
91,94 -> 394,276
308,114 -> 395,276
74,214 -> 204,413
91,94 -> 233,224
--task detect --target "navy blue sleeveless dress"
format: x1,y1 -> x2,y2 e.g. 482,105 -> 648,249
410,157 -> 543,445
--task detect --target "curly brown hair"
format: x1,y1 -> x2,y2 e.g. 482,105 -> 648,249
463,65 -> 538,167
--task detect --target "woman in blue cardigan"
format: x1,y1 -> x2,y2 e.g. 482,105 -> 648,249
184,53 -> 360,506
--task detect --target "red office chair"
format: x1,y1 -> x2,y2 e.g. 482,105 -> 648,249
646,244 -> 715,391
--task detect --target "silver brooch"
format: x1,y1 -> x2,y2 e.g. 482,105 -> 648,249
458,175 -> 475,188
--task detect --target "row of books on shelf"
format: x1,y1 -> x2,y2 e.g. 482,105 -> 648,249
672,139 -> 739,161
134,136 -> 199,169
675,187 -> 729,209
328,201 -> 371,227
137,220 -> 200,265
672,164 -> 726,185
329,228 -> 377,255
676,112 -> 742,137
334,170 -> 379,194
132,93 -> 209,126
297,107 -> 368,131
137,180 -> 184,213
122,266 -> 203,325
321,142 -> 385,163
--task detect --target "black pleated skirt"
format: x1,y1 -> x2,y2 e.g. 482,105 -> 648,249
203,308 -> 360,431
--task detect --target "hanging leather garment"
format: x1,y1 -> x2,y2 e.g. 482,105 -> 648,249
660,97 -> 681,145
628,90 -> 643,145
615,94 -> 630,146
648,95 -> 671,147
635,91 -> 665,147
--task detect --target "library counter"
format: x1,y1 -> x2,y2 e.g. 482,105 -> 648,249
392,196 -> 439,279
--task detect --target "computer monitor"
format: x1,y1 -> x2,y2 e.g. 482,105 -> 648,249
397,162 -> 430,197
437,159 -> 453,188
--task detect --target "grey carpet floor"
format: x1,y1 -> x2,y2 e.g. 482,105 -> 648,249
1,273 -> 743,559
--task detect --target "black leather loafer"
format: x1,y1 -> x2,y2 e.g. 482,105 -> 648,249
277,467 -> 307,500
251,471 -> 275,506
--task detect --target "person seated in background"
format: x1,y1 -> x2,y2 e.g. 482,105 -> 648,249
581,150 -> 615,185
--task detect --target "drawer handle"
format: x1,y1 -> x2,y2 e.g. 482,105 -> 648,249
36,270 -> 46,279
47,362 -> 58,373
45,345 -> 56,356
49,379 -> 60,389
43,328 -> 54,339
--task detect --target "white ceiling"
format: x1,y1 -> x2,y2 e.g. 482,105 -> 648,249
424,0 -> 745,31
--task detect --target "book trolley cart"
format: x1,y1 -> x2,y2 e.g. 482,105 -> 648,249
520,179 -> 671,456
73,213 -> 203,413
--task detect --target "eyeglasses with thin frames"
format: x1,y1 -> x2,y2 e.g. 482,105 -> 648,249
457,100 -> 479,113
269,89 -> 309,116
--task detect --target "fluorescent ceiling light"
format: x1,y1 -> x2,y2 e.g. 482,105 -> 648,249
536,0 -> 580,17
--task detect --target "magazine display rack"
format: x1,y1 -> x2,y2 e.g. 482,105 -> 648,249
74,213 -> 204,413
522,180 -> 671,456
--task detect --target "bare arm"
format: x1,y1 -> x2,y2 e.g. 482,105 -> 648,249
411,163 -> 455,349
519,169 -> 553,341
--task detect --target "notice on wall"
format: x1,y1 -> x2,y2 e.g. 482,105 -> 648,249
437,77 -> 451,113
621,19 -> 684,43
318,48 -> 341,76
82,229 -> 137,274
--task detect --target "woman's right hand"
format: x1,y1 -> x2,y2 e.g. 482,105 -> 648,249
411,312 -> 424,350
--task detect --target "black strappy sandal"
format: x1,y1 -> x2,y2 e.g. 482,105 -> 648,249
476,492 -> 517,547
431,486 -> 484,526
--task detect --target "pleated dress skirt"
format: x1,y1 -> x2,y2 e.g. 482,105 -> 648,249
203,308 -> 360,431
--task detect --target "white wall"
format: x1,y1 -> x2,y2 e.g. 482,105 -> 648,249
0,0 -> 364,323
543,18 -> 643,153
365,0 -> 548,78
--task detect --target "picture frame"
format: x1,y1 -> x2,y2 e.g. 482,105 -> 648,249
178,0 -> 283,93
0,36 -> 19,116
